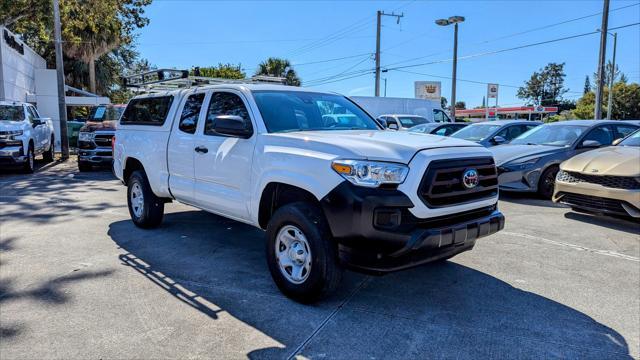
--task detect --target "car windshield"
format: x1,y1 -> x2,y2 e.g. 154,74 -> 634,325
0,105 -> 25,121
397,116 -> 428,127
450,124 -> 501,141
510,124 -> 587,146
88,105 -> 124,122
253,91 -> 379,133
409,123 -> 440,133
618,130 -> 640,147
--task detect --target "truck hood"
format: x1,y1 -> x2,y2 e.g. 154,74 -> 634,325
491,144 -> 565,166
80,120 -> 116,132
269,130 -> 482,163
561,146 -> 640,176
0,121 -> 27,132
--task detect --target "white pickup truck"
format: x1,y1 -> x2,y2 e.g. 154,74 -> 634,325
114,85 -> 504,303
0,101 -> 55,173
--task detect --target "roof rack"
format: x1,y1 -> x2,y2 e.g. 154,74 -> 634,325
122,69 -> 287,92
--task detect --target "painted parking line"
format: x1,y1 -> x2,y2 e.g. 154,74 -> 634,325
502,231 -> 640,262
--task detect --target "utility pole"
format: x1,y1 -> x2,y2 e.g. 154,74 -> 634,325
383,78 -> 387,97
606,32 -> 617,120
375,10 -> 403,97
436,16 -> 465,120
53,0 -> 69,160
594,0 -> 610,119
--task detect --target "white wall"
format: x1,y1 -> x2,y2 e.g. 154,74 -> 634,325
0,26 -> 47,102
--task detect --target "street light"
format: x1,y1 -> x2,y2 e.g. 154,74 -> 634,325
436,16 -> 465,120
597,29 -> 617,120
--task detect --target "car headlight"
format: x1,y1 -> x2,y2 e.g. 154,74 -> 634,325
0,130 -> 23,139
504,157 -> 540,170
78,132 -> 95,141
331,160 -> 408,188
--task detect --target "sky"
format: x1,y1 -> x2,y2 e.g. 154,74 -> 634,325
135,0 -> 640,107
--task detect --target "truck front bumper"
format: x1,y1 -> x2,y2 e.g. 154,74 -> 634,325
78,147 -> 113,166
0,146 -> 27,167
320,182 -> 504,273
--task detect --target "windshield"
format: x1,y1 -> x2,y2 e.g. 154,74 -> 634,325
0,105 -> 25,121
450,124 -> 501,142
409,123 -> 440,133
510,124 -> 587,146
88,105 -> 124,122
253,91 -> 379,133
397,116 -> 428,127
619,130 -> 640,147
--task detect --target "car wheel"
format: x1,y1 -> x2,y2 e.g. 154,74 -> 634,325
22,144 -> 35,173
127,170 -> 164,229
43,137 -> 55,163
78,162 -> 92,172
266,202 -> 343,303
538,166 -> 559,199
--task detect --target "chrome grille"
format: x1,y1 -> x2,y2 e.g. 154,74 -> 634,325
557,170 -> 640,190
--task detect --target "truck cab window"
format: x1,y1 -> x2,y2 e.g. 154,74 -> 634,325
179,93 -> 205,134
204,92 -> 251,136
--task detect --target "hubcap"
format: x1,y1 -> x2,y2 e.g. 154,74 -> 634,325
130,182 -> 144,218
29,150 -> 34,169
275,225 -> 311,284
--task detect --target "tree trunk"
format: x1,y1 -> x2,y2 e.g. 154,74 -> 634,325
88,57 -> 97,94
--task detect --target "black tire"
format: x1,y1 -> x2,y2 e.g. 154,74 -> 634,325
266,202 -> 343,303
538,166 -> 559,199
127,170 -> 164,229
22,144 -> 35,173
78,162 -> 92,172
43,137 -> 55,163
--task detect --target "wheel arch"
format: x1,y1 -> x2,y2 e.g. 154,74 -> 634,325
258,182 -> 322,229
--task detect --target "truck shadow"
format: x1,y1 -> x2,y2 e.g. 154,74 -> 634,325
108,210 -> 632,359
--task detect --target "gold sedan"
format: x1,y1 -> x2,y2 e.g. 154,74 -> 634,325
553,129 -> 640,219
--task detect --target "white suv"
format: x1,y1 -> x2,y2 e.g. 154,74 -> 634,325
0,101 -> 55,173
114,85 -> 504,303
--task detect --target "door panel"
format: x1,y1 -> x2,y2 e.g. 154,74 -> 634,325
168,92 -> 206,204
193,91 -> 255,221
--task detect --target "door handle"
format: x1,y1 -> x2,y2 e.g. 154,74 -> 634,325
195,146 -> 208,154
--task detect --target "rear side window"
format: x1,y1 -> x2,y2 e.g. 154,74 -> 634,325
121,96 -> 174,126
179,93 -> 205,134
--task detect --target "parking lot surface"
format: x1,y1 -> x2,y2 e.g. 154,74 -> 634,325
1,161 -> 639,359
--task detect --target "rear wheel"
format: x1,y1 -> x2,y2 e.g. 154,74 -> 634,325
43,137 -> 55,163
538,166 -> 559,199
22,144 -> 35,173
266,202 -> 343,303
127,170 -> 164,228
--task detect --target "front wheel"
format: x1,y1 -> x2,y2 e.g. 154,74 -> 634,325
266,202 -> 343,303
22,144 -> 35,173
538,166 -> 559,199
127,170 -> 164,228
43,137 -> 55,163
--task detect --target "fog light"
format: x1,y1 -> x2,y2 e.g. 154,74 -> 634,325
374,208 -> 401,229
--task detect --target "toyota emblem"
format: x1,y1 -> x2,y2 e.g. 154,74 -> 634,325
462,169 -> 480,189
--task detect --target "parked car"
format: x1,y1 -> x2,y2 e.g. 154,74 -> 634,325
378,114 -> 430,130
491,120 -> 639,198
67,117 -> 87,149
114,85 -> 505,303
553,129 -> 640,218
350,96 -> 450,123
0,101 -> 55,173
450,120 -> 541,147
409,122 -> 469,136
77,104 -> 125,171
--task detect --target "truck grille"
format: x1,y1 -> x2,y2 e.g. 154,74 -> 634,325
94,134 -> 113,147
418,157 -> 498,208
557,170 -> 640,190
558,193 -> 628,216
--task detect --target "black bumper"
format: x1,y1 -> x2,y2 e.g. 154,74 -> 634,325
321,182 -> 504,273
78,148 -> 113,165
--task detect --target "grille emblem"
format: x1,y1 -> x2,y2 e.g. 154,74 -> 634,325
462,169 -> 480,189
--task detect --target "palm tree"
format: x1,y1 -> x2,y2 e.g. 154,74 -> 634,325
255,57 -> 301,86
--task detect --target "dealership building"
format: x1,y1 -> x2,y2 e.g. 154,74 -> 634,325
1,26 -> 109,150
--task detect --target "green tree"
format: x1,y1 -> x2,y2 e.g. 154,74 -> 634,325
440,96 -> 448,109
572,82 -> 640,120
255,57 -> 301,86
454,101 -> 466,109
517,62 -> 568,106
583,76 -> 591,94
593,60 -> 624,87
191,64 -> 245,79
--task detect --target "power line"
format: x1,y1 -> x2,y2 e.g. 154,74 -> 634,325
292,53 -> 372,67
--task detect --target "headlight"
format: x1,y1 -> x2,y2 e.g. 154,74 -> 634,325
0,130 -> 23,139
78,132 -> 95,141
331,160 -> 408,188
504,157 -> 540,170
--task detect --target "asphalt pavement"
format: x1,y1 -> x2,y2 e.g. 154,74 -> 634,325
1,160 -> 638,359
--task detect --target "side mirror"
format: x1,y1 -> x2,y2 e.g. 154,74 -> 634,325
612,138 -> 623,146
492,135 -> 507,145
387,123 -> 399,131
31,118 -> 43,127
213,115 -> 252,138
581,139 -> 602,148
